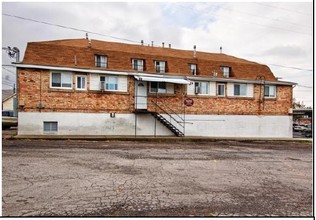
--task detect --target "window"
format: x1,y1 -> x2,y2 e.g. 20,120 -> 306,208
43,122 -> 58,133
100,76 -> 118,91
190,64 -> 197,75
234,83 -> 247,96
95,55 -> 107,68
195,82 -> 209,95
132,59 -> 144,71
150,82 -> 166,93
264,85 -> 276,98
51,72 -> 72,89
76,75 -> 87,90
217,83 -> 226,96
155,61 -> 166,73
221,66 -> 230,78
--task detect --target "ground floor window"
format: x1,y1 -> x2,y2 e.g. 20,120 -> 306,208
100,76 -> 118,91
234,83 -> 247,96
217,83 -> 226,96
43,121 -> 58,133
76,75 -> 87,90
150,82 -> 167,93
51,72 -> 72,89
195,81 -> 209,95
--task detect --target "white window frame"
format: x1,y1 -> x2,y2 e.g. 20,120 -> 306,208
217,83 -> 226,96
50,72 -> 73,89
76,75 -> 87,90
155,61 -> 166,73
132,59 -> 144,71
195,81 -> 209,95
234,83 -> 247,96
264,85 -> 276,98
221,66 -> 230,78
43,121 -> 58,134
190,64 -> 197,75
150,82 -> 167,93
95,55 -> 107,68
100,76 -> 118,91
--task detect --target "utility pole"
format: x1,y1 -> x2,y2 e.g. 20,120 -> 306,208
3,46 -> 20,117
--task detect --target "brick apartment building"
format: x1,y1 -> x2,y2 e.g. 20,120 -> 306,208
16,38 -> 295,137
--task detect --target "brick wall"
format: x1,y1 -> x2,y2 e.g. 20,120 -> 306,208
18,68 -> 292,115
18,68 -> 134,113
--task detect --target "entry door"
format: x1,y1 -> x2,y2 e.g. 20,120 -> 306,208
135,81 -> 147,110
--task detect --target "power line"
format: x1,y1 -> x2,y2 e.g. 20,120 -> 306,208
175,3 -> 311,36
296,84 -> 313,89
3,13 -> 147,45
253,2 -> 312,16
268,64 -> 313,72
2,66 -> 16,75
217,4 -> 311,29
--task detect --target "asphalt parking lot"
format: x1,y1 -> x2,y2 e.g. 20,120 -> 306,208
2,135 -> 312,217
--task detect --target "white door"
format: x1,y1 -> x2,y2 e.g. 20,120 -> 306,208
135,81 -> 147,109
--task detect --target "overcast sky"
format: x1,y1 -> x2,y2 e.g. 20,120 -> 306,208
2,1 -> 313,107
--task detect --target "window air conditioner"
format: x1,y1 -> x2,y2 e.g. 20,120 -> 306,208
100,81 -> 105,91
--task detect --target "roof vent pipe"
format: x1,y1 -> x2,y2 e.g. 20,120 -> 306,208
86,33 -> 88,40
162,42 -> 165,48
220,46 -> 222,53
193,45 -> 196,58
141,40 -> 144,45
151,41 -> 154,47
169,44 -> 171,48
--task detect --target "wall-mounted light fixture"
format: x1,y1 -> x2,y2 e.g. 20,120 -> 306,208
110,113 -> 115,118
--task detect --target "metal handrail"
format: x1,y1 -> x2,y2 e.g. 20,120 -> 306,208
151,101 -> 184,129
155,100 -> 185,122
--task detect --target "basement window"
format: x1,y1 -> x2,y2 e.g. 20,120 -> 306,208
43,121 -> 58,134
264,85 -> 276,98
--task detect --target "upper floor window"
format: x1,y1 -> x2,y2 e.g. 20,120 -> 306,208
95,55 -> 107,68
155,61 -> 166,73
195,81 -> 209,95
234,83 -> 247,96
150,82 -> 166,93
51,72 -> 72,89
132,59 -> 144,71
264,85 -> 276,98
76,75 -> 87,90
189,64 -> 197,75
100,76 -> 118,91
221,66 -> 230,78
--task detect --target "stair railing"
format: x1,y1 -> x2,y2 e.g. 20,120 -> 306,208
151,100 -> 184,132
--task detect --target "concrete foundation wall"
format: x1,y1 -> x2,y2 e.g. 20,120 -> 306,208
18,112 -> 292,138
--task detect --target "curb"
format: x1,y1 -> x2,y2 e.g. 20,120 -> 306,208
10,135 -> 312,143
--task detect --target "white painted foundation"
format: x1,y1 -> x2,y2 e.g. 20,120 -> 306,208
18,112 -> 293,138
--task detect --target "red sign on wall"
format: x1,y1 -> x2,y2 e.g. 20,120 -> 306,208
184,98 -> 194,106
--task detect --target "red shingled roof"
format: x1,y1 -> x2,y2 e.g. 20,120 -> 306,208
22,38 -> 277,81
